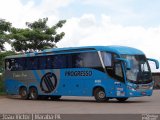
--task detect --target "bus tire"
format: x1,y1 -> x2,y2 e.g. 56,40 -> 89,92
94,87 -> 106,103
50,96 -> 61,100
19,87 -> 28,100
29,87 -> 38,100
116,98 -> 128,102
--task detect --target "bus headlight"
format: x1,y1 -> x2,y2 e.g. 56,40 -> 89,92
127,86 -> 136,91
149,85 -> 153,90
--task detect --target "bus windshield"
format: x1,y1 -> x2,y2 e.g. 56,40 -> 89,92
122,55 -> 152,84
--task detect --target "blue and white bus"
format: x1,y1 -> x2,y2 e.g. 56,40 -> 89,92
4,46 -> 159,102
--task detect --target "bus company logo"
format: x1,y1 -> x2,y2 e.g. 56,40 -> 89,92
40,72 -> 57,93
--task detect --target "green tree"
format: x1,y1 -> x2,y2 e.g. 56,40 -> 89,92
0,19 -> 11,51
10,18 -> 66,51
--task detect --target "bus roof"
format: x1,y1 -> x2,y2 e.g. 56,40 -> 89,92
5,45 -> 144,59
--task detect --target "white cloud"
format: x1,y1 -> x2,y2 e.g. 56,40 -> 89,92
81,0 -> 160,27
78,14 -> 96,28
0,0 -> 72,27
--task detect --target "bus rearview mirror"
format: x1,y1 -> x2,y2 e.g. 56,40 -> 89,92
115,58 -> 131,70
147,58 -> 159,69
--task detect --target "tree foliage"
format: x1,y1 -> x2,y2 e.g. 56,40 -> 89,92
10,18 -> 66,51
0,19 -> 11,51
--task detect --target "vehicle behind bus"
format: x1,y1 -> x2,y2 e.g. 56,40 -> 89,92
4,46 -> 159,102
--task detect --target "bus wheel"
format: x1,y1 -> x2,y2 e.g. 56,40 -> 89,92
19,87 -> 28,100
94,88 -> 106,103
116,98 -> 128,102
29,87 -> 38,100
50,96 -> 61,100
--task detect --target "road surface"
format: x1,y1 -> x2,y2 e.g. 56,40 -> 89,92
0,90 -> 160,114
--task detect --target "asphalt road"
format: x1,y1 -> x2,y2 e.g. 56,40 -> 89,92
0,90 -> 160,114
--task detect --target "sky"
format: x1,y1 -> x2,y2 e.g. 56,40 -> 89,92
0,0 -> 160,71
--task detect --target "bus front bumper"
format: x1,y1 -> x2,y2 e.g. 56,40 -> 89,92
127,89 -> 153,97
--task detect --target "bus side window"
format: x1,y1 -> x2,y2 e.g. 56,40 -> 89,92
26,57 -> 38,70
5,59 -> 12,71
76,54 -> 84,67
10,59 -> 16,71
54,55 -> 67,69
69,52 -> 101,68
67,54 -> 73,68
5,59 -> 20,71
75,54 -> 83,67
103,53 -> 112,67
39,56 -> 46,69
115,62 -> 123,78
82,52 -> 101,68
102,52 -> 124,82
15,58 -> 25,70
46,56 -> 54,69
70,53 -> 82,68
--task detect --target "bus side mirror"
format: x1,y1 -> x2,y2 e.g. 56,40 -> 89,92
147,58 -> 159,69
115,58 -> 131,70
